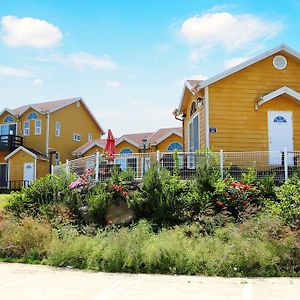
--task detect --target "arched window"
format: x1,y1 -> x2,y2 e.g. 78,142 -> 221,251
28,112 -> 38,120
274,116 -> 286,123
120,148 -> 133,155
3,115 -> 14,123
190,101 -> 197,116
167,142 -> 183,151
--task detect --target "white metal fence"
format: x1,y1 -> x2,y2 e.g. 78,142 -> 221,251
52,149 -> 300,183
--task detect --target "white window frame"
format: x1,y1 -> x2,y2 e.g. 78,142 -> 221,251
73,133 -> 81,142
187,112 -> 200,169
35,119 -> 42,135
55,152 -> 60,166
55,121 -> 61,137
23,121 -> 30,136
88,133 -> 93,142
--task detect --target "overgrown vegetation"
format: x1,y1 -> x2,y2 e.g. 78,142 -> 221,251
1,153 -> 300,276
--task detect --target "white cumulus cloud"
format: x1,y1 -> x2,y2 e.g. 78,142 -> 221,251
105,80 -> 121,88
0,65 -> 33,77
1,15 -> 62,48
33,78 -> 43,85
180,12 -> 282,51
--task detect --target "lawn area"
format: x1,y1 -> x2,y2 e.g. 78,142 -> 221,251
0,194 -> 10,210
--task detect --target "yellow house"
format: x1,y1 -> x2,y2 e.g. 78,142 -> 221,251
73,127 -> 183,177
0,97 -> 104,188
176,44 -> 300,165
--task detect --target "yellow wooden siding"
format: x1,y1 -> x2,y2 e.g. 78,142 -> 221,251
116,141 -> 140,153
8,151 -> 35,181
0,152 -> 8,164
207,52 -> 300,151
37,160 -> 49,178
49,101 -> 103,163
182,90 -> 206,151
151,134 -> 183,152
84,145 -> 105,157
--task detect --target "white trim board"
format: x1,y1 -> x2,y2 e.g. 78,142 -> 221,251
178,44 -> 300,112
257,86 -> 300,108
149,130 -> 183,146
116,136 -> 140,148
5,146 -> 37,161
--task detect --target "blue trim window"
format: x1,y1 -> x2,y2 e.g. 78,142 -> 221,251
120,148 -> 133,154
3,115 -> 14,123
167,142 -> 183,151
274,116 -> 286,123
28,112 -> 38,120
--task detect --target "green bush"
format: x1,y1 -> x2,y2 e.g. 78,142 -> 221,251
268,175 -> 300,227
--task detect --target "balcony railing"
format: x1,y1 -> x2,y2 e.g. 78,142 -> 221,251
0,135 -> 23,152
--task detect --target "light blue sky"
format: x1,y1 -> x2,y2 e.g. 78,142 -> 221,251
0,0 -> 299,136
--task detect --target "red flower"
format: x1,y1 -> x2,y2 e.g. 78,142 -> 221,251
112,184 -> 117,190
217,201 -> 225,208
242,201 -> 248,206
231,182 -> 237,187
117,185 -> 123,192
123,191 -> 129,197
107,220 -> 113,225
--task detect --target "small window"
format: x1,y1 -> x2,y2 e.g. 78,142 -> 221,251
167,142 -> 183,151
190,101 -> 197,117
274,116 -> 287,123
3,115 -> 14,123
55,121 -> 61,137
55,152 -> 60,166
28,112 -> 38,120
88,133 -> 93,142
73,133 -> 81,142
35,120 -> 41,135
23,121 -> 30,136
120,148 -> 133,155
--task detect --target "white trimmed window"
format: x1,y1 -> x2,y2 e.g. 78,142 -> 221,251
88,133 -> 93,142
23,121 -> 30,136
35,120 -> 41,135
55,152 -> 60,166
55,121 -> 61,137
73,133 -> 81,142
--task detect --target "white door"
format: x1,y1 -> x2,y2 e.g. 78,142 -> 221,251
268,111 -> 293,165
23,163 -> 35,182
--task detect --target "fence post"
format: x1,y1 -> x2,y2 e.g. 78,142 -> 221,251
156,150 -> 160,172
219,149 -> 224,179
66,159 -> 70,176
51,164 -> 54,175
284,147 -> 288,182
95,151 -> 99,182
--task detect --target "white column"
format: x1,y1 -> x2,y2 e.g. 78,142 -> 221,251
66,159 -> 70,176
156,150 -> 160,172
284,147 -> 288,182
219,149 -> 224,179
95,151 -> 99,182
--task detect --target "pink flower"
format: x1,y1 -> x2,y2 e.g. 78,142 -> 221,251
123,191 -> 128,197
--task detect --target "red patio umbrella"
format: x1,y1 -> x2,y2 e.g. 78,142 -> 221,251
105,129 -> 117,156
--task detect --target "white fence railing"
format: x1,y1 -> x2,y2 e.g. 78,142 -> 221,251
52,149 -> 300,182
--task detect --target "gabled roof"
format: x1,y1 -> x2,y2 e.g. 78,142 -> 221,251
4,97 -> 105,134
72,139 -> 107,156
5,146 -> 48,161
116,132 -> 154,148
257,86 -> 300,109
147,127 -> 182,145
179,44 -> 300,112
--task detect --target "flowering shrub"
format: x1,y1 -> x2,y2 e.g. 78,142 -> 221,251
214,178 -> 260,215
69,168 -> 95,190
110,183 -> 129,199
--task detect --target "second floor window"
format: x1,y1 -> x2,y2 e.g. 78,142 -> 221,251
28,112 -> 38,120
35,120 -> 41,135
4,115 -> 14,123
55,122 -> 61,137
88,133 -> 93,142
55,152 -> 60,166
73,133 -> 81,142
24,121 -> 30,136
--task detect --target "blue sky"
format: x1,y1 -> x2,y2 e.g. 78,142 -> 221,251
0,0 -> 299,136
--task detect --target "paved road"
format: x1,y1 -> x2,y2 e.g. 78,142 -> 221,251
0,263 -> 300,300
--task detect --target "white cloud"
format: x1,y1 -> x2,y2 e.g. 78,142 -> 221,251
104,80 -> 121,88
180,12 -> 282,51
224,56 -> 250,69
1,16 -> 62,48
33,78 -> 43,85
37,52 -> 118,70
0,65 -> 33,77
